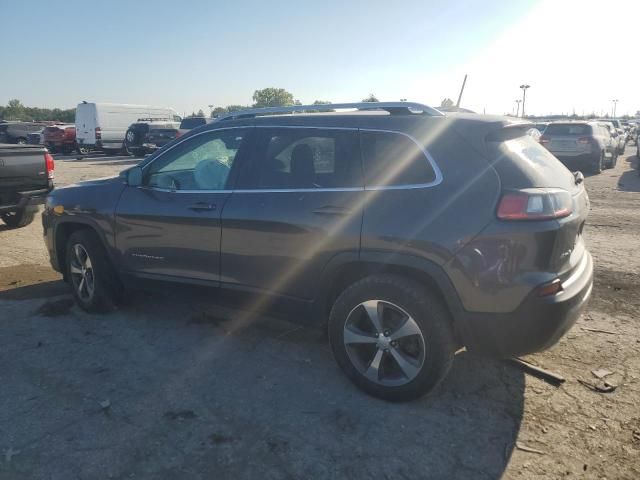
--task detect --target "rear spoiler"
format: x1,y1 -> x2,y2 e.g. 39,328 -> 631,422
485,122 -> 536,142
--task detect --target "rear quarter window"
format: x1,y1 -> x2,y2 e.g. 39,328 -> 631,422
361,131 -> 436,187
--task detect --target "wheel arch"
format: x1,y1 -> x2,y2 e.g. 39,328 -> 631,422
318,251 -> 466,344
54,219 -> 114,279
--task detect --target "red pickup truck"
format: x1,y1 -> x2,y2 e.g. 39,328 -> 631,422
43,124 -> 77,154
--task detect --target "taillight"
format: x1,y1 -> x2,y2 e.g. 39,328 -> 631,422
44,151 -> 55,179
95,127 -> 102,140
497,189 -> 572,221
539,136 -> 549,145
577,137 -> 591,144
63,127 -> 74,139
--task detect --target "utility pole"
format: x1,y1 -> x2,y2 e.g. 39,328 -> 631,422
519,84 -> 530,117
208,104 -> 214,117
515,99 -> 522,117
612,99 -> 618,118
456,74 -> 468,108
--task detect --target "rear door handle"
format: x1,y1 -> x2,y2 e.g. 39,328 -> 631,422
312,205 -> 352,216
188,202 -> 216,211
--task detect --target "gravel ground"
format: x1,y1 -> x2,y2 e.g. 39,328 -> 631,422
0,151 -> 639,479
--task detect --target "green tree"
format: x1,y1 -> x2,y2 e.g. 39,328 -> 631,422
362,94 -> 379,103
196,109 -> 205,117
225,105 -> 246,113
5,99 -> 26,120
0,100 -> 75,122
440,98 -> 455,108
252,88 -> 295,108
211,106 -> 227,118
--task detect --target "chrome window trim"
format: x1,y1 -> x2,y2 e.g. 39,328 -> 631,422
139,125 -> 443,194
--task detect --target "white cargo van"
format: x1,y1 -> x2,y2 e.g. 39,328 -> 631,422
75,102 -> 181,153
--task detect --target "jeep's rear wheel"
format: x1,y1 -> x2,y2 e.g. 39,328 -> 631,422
329,274 -> 455,401
66,230 -> 121,312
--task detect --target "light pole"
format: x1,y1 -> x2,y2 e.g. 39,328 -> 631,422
515,99 -> 522,117
519,84 -> 530,117
611,99 -> 618,118
208,104 -> 214,117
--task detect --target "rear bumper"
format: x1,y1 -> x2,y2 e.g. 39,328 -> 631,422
457,252 -> 593,357
553,153 -> 598,170
0,185 -> 52,213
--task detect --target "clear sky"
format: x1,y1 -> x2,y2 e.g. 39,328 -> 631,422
2,0 -> 638,117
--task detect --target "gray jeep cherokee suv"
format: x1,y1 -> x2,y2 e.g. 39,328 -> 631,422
42,102 -> 593,401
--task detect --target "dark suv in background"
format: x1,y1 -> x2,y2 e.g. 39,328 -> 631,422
42,102 -> 593,401
124,118 -> 180,157
540,121 -> 616,173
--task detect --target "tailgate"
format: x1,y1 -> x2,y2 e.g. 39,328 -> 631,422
0,144 -> 49,192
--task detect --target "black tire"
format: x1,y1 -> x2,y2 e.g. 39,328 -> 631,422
592,152 -> 603,174
77,145 -> 89,155
65,229 -> 122,313
328,274 -> 455,402
1,207 -> 36,228
16,137 -> 27,145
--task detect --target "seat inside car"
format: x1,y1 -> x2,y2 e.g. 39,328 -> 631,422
194,159 -> 229,190
290,144 -> 316,188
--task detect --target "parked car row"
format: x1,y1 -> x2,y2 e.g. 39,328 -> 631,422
538,119 -> 635,174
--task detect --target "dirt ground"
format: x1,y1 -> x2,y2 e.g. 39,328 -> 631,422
0,151 -> 639,479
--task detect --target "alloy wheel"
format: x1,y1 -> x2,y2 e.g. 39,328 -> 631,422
343,300 -> 426,387
69,244 -> 95,302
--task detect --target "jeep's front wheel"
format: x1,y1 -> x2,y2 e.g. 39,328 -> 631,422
66,230 -> 121,312
329,274 -> 455,402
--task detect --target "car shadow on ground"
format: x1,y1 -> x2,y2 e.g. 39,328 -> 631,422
618,154 -> 640,192
0,288 -> 525,479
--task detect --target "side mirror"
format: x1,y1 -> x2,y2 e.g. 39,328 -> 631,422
127,166 -> 143,187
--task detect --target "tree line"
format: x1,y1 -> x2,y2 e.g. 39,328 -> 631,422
0,89 -> 382,123
0,99 -> 75,123
206,88 -> 379,118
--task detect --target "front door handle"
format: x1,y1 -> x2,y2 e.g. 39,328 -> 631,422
188,202 -> 216,211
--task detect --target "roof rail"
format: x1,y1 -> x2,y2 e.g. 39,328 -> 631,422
215,102 -> 443,122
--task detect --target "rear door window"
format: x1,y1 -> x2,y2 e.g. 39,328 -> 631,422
241,128 -> 362,189
360,131 -> 436,187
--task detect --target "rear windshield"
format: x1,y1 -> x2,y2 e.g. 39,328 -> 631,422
131,124 -> 150,133
180,117 -> 207,130
544,124 -> 592,136
488,134 -> 577,191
